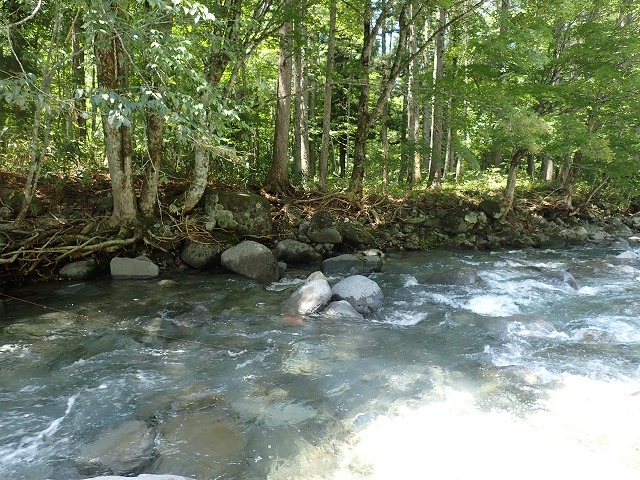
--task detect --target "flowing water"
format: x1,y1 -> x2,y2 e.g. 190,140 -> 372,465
1,247 -> 639,480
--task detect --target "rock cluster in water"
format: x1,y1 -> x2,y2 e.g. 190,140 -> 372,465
285,271 -> 384,321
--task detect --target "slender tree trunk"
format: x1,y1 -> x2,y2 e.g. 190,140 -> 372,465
95,5 -> 138,226
502,148 -> 527,218
428,5 -> 445,188
183,0 -> 242,212
406,0 -> 420,187
71,15 -> 86,140
319,0 -> 336,190
139,7 -> 172,217
12,8 -> 62,225
349,1 -> 375,196
293,9 -> 310,186
541,157 -> 554,181
380,28 -> 390,194
526,152 -> 535,178
265,20 -> 293,193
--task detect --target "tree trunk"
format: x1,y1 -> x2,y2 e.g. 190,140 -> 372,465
541,157 -> 554,181
349,1 -> 374,196
293,10 -> 310,186
502,148 -> 528,218
139,7 -> 172,217
183,0 -> 242,213
265,20 -> 293,193
406,0 -> 421,187
319,0 -> 336,190
71,15 -> 86,140
428,5 -> 446,188
95,5 -> 138,226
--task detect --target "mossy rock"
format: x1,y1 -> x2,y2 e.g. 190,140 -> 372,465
204,189 -> 272,236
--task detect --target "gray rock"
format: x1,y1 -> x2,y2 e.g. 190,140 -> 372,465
321,253 -> 382,275
540,270 -> 579,290
77,420 -> 156,474
322,300 -> 364,320
573,226 -> 589,241
180,241 -> 223,269
426,268 -> 480,286
221,240 -> 279,283
204,189 -> 272,236
331,275 -> 383,315
110,256 -> 160,278
272,239 -> 323,265
285,273 -> 332,315
59,260 -> 98,280
610,237 -> 630,251
307,210 -> 342,244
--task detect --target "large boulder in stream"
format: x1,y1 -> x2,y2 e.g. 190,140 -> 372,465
77,420 -> 156,474
285,272 -> 332,315
221,240 -> 280,283
331,275 -> 383,315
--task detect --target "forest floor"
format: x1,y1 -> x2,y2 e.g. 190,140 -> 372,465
0,171 -> 631,287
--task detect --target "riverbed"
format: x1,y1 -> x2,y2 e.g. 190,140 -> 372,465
1,246 -> 639,479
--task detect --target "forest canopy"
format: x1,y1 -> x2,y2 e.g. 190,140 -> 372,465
1,0 -> 640,228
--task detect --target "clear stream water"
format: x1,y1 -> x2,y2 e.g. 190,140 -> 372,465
1,247 -> 639,480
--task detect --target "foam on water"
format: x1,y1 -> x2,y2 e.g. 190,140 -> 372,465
464,294 -> 521,317
0,393 -> 77,466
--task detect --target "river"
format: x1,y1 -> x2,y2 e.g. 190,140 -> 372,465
1,246 -> 639,479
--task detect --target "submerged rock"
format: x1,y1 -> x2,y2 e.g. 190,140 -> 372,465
77,420 -> 156,474
331,275 -> 383,315
425,268 -> 481,286
152,413 -> 247,480
321,253 -> 383,276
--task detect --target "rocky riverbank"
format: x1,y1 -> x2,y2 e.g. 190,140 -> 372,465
2,180 -> 640,286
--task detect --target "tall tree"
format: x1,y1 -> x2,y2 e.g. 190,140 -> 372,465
94,1 -> 138,227
265,18 -> 293,192
428,5 -> 445,188
293,3 -> 310,185
318,0 -> 337,190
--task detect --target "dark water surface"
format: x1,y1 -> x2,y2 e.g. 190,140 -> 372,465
1,247 -> 639,479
